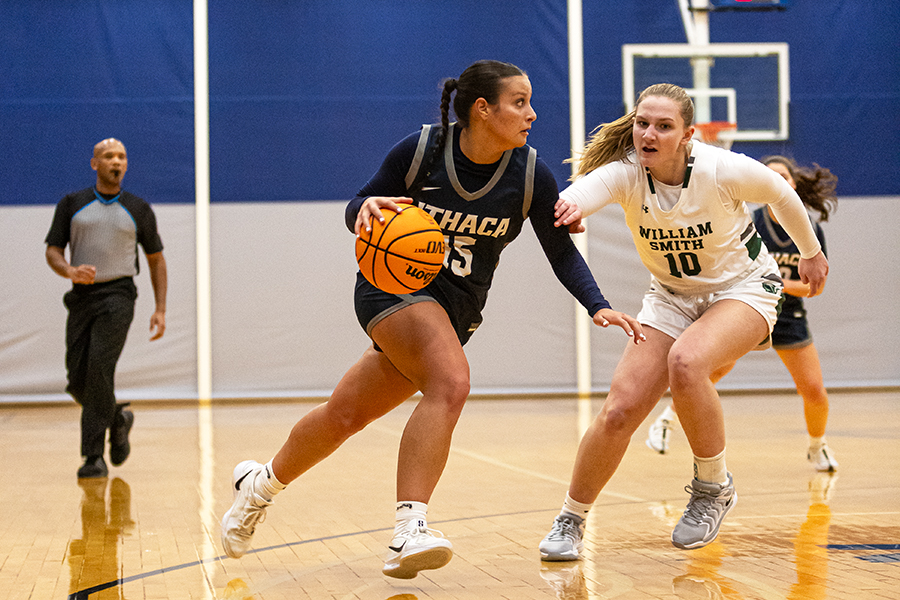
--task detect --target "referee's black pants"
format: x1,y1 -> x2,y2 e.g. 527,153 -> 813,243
63,277 -> 136,459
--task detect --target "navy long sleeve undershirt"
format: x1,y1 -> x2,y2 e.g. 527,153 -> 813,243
346,132 -> 611,316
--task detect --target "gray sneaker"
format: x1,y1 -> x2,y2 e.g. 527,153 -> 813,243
221,460 -> 273,558
671,473 -> 736,549
539,514 -> 584,561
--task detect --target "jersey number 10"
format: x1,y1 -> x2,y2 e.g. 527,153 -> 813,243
664,252 -> 702,278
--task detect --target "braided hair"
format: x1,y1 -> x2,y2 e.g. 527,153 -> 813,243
409,60 -> 525,195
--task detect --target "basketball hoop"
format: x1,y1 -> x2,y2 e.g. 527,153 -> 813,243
694,121 -> 737,150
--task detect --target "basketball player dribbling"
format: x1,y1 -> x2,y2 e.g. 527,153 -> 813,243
220,59 -> 643,579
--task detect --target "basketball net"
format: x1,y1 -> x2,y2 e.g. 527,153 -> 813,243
693,121 -> 737,151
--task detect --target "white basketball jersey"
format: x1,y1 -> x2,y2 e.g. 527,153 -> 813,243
561,141 -> 811,295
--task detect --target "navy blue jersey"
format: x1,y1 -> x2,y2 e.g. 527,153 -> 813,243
754,207 -> 826,318
46,187 -> 163,282
347,124 -> 610,317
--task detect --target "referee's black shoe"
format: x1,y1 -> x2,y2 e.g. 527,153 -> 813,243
110,406 -> 134,466
78,455 -> 108,479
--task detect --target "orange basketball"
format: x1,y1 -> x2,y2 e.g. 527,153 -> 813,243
355,205 -> 445,294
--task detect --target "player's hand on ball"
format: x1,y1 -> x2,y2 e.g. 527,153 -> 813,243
356,196 -> 413,235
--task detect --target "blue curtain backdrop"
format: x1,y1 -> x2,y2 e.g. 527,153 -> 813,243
0,1 -> 194,205
1,0 -> 897,206
206,0 -> 569,202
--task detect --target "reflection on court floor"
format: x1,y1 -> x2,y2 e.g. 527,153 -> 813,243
1,391 -> 896,599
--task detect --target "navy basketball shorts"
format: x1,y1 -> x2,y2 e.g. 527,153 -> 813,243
771,306 -> 813,349
353,272 -> 483,351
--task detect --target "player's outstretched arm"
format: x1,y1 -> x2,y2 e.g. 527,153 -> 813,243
553,196 -> 583,229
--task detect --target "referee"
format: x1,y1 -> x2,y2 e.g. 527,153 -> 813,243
45,138 -> 167,478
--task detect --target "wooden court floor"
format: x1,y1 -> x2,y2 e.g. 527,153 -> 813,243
1,390 -> 898,600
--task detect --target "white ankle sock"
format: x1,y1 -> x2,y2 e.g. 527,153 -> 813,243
255,459 -> 287,501
809,435 -> 825,449
561,493 -> 592,520
693,449 -> 728,485
395,501 -> 428,529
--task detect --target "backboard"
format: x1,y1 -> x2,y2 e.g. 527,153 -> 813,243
622,42 -> 790,142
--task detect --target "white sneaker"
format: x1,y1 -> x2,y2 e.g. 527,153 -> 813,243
221,460 -> 273,558
646,416 -> 674,454
382,518 -> 453,579
808,443 -> 838,472
539,514 -> 584,561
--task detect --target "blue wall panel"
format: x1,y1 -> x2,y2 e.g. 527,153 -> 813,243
1,0 -> 897,206
706,2 -> 899,191
207,0 -> 570,201
0,1 -> 194,205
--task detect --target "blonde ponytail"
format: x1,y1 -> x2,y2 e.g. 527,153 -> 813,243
568,111 -> 637,179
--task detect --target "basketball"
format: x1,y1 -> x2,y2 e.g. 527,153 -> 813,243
355,205 -> 445,294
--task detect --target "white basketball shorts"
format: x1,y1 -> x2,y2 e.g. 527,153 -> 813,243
636,261 -> 784,350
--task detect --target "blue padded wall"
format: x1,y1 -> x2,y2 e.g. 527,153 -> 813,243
1,0 -> 897,206
0,1 -> 194,205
